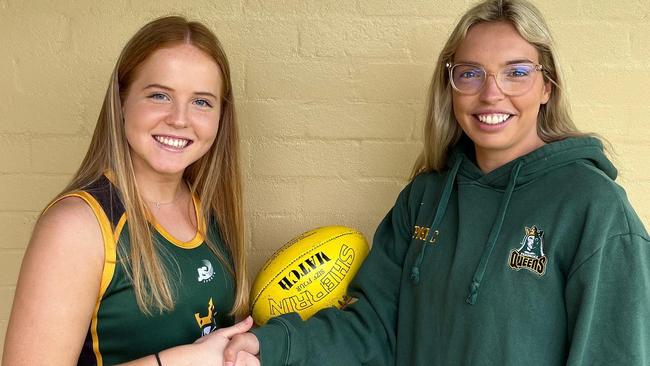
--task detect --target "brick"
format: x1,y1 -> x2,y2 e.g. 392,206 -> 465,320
0,175 -> 69,211
0,136 -> 31,173
359,0 -> 471,17
246,61 -> 354,101
360,141 -> 422,178
306,0 -> 361,15
0,250 -> 24,286
244,180 -> 303,214
244,0 -> 308,15
610,139 -> 650,178
580,0 -> 650,20
630,23 -> 650,62
0,287 -> 15,320
0,212 -> 38,249
407,21 -> 455,63
250,212 -> 380,253
302,179 -> 405,216
300,19 -> 411,59
250,215 -> 312,251
551,23 -> 631,65
251,141 -> 361,177
30,135 -> 90,174
239,101 -> 417,140
533,0 -> 581,19
247,248 -> 277,278
351,63 -> 434,103
216,18 -> 299,61
572,105 -> 650,140
569,66 -> 650,107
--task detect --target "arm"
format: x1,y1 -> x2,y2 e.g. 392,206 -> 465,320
2,197 -> 255,366
227,184 -> 415,366
2,197 -> 104,365
565,232 -> 650,365
119,317 -> 256,366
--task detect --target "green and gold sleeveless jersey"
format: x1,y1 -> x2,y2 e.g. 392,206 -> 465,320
53,175 -> 235,365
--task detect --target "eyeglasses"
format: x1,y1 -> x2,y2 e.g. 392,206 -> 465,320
446,62 -> 543,96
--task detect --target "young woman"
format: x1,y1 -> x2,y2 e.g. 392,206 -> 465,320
224,0 -> 650,365
3,16 -> 258,366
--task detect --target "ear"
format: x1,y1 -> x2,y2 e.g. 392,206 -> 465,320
540,80 -> 552,105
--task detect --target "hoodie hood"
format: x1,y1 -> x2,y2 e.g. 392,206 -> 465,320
448,135 -> 617,188
411,135 -> 617,305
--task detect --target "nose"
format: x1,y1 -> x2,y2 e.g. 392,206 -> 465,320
166,103 -> 189,128
479,73 -> 505,103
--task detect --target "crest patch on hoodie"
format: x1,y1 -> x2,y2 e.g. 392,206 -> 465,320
508,226 -> 547,276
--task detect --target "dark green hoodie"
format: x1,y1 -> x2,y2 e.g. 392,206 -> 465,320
252,137 -> 650,365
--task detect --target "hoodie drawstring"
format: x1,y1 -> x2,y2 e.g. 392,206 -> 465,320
466,160 -> 523,305
410,156 -> 463,284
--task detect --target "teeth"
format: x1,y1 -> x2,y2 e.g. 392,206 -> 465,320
154,136 -> 189,149
477,113 -> 511,125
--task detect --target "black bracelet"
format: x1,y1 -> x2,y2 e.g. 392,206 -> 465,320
154,352 -> 162,366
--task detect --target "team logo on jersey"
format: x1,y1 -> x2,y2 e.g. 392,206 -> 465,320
197,259 -> 215,283
508,226 -> 547,276
195,298 -> 218,336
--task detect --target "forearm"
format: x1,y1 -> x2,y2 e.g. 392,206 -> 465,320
117,344 -> 200,366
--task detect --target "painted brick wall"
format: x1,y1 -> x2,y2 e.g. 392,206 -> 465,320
1,0 -> 649,357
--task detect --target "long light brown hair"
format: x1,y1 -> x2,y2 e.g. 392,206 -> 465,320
61,16 -> 248,317
412,0 -> 590,176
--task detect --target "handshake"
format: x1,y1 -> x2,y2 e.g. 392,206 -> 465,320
192,316 -> 261,366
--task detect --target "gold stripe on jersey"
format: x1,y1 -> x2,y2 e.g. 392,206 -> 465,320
152,194 -> 205,249
114,213 -> 127,242
52,191 -> 117,366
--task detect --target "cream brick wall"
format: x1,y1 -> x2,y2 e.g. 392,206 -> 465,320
1,0 -> 649,357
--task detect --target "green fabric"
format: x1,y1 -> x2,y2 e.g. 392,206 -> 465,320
77,178 -> 236,365
94,227 -> 236,365
252,136 -> 650,365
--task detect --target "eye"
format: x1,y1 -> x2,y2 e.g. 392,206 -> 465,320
454,66 -> 484,80
193,99 -> 213,108
148,93 -> 170,101
504,65 -> 533,78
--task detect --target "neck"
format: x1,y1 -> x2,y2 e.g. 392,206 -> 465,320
475,139 -> 545,173
133,170 -> 186,205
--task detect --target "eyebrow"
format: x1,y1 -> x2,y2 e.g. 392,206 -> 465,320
454,58 -> 536,66
143,83 -> 219,99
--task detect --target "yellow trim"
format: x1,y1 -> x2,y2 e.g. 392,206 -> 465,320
50,192 -> 117,366
103,170 -> 116,185
151,193 -> 205,249
113,213 -> 127,242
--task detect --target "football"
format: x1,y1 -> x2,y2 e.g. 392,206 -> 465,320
250,226 -> 370,325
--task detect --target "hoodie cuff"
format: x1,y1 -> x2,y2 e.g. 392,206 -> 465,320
251,319 -> 290,365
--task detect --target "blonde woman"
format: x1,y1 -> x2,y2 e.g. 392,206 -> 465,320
3,16 -> 257,366
224,0 -> 650,365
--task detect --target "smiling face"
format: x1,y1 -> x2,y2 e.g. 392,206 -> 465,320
452,21 -> 551,171
122,43 -> 223,180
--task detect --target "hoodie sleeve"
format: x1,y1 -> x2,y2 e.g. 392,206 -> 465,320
251,181 -> 416,366
565,218 -> 650,365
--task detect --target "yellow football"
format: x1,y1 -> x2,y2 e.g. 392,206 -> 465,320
250,226 -> 370,325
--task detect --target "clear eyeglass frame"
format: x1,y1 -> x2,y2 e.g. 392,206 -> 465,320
445,62 -> 543,96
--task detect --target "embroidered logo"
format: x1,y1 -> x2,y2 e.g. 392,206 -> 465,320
508,226 -> 547,276
195,298 -> 217,336
197,259 -> 215,283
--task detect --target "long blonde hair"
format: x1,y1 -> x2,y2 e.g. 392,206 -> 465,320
412,0 -> 588,176
61,16 -> 248,317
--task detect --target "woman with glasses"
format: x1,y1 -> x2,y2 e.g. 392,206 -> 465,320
224,0 -> 650,364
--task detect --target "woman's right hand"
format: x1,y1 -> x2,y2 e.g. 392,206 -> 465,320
192,316 -> 258,366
